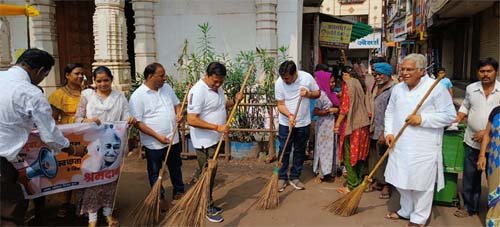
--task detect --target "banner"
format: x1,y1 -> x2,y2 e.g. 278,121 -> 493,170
319,22 -> 352,49
12,122 -> 128,199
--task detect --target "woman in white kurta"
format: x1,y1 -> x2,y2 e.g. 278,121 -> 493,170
313,72 -> 339,182
74,66 -> 134,227
384,54 -> 456,226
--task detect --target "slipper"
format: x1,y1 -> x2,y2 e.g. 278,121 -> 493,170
453,209 -> 472,218
336,187 -> 350,194
364,187 -> 375,193
379,192 -> 390,199
385,212 -> 409,220
405,222 -> 424,227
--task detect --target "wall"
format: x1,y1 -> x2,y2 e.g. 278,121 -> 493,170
277,0 -> 302,66
3,0 -> 29,64
441,26 -> 455,78
479,6 -> 500,61
155,0 -> 302,78
321,0 -> 370,16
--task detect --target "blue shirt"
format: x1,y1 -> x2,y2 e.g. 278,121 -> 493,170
440,77 -> 453,89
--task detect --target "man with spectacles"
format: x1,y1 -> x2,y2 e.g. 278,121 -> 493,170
384,54 -> 456,226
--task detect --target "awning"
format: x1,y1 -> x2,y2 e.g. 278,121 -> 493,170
314,13 -> 373,42
0,4 -> 39,17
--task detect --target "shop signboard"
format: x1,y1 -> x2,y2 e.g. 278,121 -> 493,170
319,22 -> 353,48
349,32 -> 381,49
394,18 -> 406,37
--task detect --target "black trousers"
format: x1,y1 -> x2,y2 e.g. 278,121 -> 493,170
0,157 -> 28,225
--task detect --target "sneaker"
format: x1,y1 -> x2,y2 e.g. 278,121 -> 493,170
278,179 -> 287,192
206,213 -> 224,223
207,206 -> 223,215
289,179 -> 305,190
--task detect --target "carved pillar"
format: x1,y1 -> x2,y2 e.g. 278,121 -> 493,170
0,17 -> 12,70
30,0 -> 60,94
93,0 -> 131,91
256,0 -> 278,57
132,0 -> 156,74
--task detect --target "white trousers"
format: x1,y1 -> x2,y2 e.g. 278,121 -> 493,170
396,187 -> 434,225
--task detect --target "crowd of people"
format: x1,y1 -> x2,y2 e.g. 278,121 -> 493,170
0,48 -> 498,227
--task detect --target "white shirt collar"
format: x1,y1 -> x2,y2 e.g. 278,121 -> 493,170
9,66 -> 31,83
472,80 -> 500,94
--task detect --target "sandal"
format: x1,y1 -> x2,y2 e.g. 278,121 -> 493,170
336,187 -> 350,194
379,185 -> 390,199
385,212 -> 409,220
453,209 -> 472,218
106,216 -> 119,227
405,222 -> 424,227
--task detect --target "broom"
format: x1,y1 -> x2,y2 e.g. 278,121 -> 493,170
326,72 -> 446,217
162,64 -> 254,227
129,83 -> 191,226
256,96 -> 303,210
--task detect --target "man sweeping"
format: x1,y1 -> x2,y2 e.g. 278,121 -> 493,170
275,60 -> 320,191
187,62 -> 242,223
383,54 -> 456,227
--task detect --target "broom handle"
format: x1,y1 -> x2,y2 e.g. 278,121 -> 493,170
277,96 -> 304,164
158,83 -> 192,178
366,73 -> 445,180
212,64 -> 254,160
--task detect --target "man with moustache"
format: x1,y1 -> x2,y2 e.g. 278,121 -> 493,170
454,57 -> 500,218
129,62 -> 185,211
384,54 -> 456,226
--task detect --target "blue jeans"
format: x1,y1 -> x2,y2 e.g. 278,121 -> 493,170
278,124 -> 310,180
462,143 -> 482,214
144,142 -> 185,199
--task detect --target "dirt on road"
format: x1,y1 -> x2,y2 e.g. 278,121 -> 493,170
30,153 -> 486,226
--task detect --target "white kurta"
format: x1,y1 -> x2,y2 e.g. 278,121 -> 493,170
384,76 -> 456,191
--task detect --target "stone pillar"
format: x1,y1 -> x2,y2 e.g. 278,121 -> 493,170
30,0 -> 60,94
0,17 -> 12,70
256,0 -> 278,57
93,0 -> 131,91
132,0 -> 156,74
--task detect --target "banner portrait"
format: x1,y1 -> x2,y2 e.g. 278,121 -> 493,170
11,122 -> 128,199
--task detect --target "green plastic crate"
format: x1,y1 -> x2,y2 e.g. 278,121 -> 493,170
434,172 -> 460,206
442,127 -> 465,173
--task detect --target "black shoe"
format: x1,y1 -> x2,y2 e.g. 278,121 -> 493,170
206,213 -> 224,223
207,206 -> 223,215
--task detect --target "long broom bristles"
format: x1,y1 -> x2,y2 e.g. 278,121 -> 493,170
129,174 -> 164,226
325,180 -> 368,216
255,166 -> 280,209
255,97 -> 303,210
161,160 -> 215,227
129,83 -> 192,226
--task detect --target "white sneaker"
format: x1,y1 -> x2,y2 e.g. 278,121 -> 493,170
278,179 -> 287,192
289,179 -> 305,190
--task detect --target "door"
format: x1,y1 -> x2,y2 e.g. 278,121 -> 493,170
55,0 -> 95,85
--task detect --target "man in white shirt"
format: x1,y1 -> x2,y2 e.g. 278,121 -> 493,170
187,62 -> 242,223
454,57 -> 500,218
384,54 -> 456,226
129,63 -> 185,207
0,49 -> 72,225
275,60 -> 320,191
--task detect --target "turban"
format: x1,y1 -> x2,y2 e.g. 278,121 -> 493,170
374,62 -> 393,77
